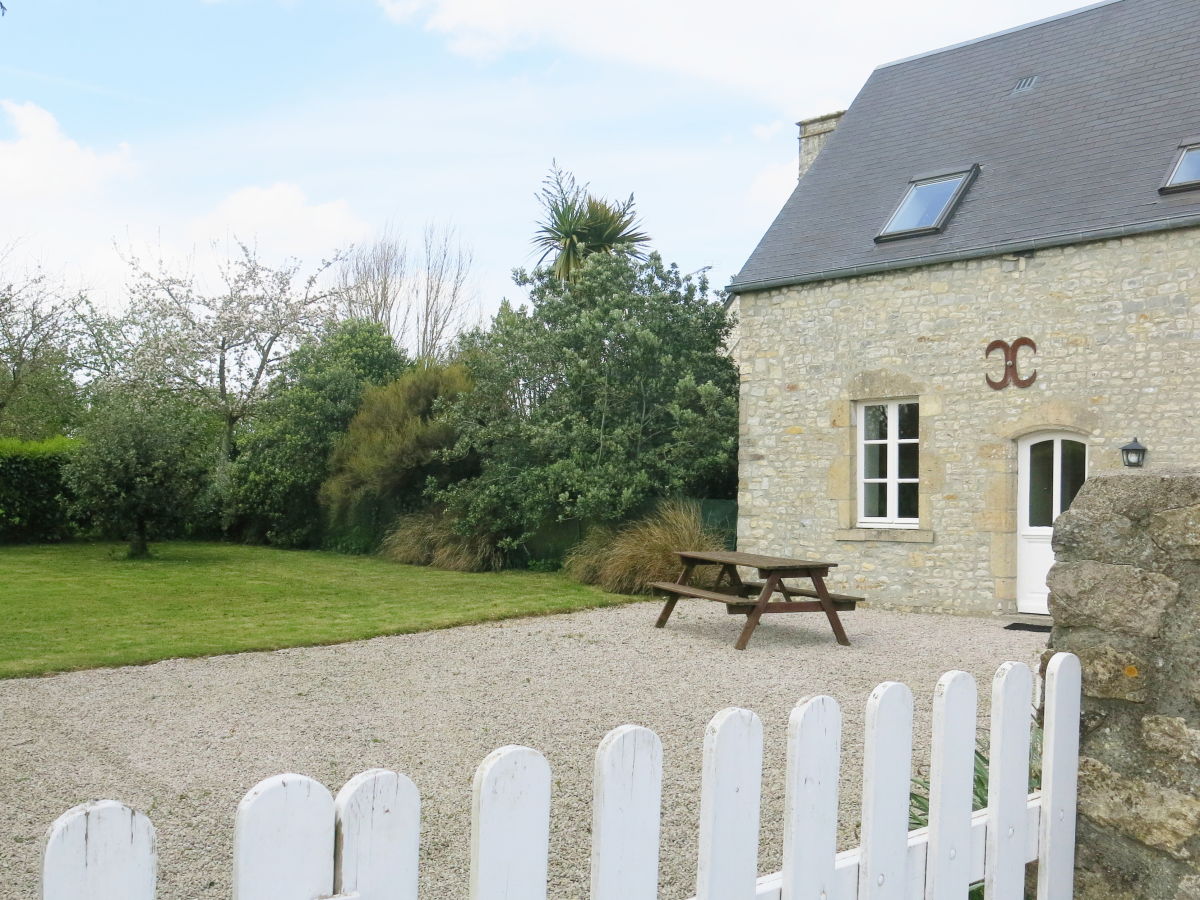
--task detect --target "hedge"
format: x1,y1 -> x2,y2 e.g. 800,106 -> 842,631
0,436 -> 79,542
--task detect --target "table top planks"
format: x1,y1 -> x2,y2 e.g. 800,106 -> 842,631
674,550 -> 836,573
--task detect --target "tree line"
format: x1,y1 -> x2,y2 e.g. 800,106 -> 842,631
0,168 -> 738,563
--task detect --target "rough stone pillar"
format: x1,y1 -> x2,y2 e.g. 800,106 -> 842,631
1048,470 -> 1200,898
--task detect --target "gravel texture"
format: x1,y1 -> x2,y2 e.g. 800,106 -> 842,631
0,601 -> 1046,899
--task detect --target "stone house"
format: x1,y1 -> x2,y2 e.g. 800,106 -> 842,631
728,0 -> 1200,616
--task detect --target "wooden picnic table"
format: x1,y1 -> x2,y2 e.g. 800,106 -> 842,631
649,550 -> 859,649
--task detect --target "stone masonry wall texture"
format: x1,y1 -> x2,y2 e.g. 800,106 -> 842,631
1049,471 -> 1200,899
734,225 -> 1200,615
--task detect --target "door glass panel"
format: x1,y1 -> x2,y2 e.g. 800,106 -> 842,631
864,444 -> 887,478
898,482 -> 918,519
1028,439 -> 1054,527
864,482 -> 886,518
898,443 -> 918,479
863,405 -> 887,440
898,403 -> 919,439
1060,440 -> 1087,514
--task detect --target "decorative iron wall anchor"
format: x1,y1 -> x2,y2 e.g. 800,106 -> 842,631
986,337 -> 1037,389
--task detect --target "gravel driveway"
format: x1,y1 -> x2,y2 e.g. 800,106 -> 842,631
0,601 -> 1046,899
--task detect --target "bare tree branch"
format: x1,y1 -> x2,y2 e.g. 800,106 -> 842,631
336,224 -> 410,342
335,222 -> 474,362
415,223 -> 473,362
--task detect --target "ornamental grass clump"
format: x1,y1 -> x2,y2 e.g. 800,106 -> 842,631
564,498 -> 726,595
379,508 -> 503,572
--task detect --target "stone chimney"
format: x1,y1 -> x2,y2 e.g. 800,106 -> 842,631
797,111 -> 845,179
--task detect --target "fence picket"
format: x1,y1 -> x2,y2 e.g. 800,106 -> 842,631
858,682 -> 913,900
37,655 -> 1085,900
334,768 -> 420,900
42,800 -> 156,900
984,662 -> 1033,900
233,773 -> 335,900
782,695 -> 841,900
591,724 -> 663,900
470,745 -> 552,900
924,671 -> 977,900
696,707 -> 763,900
1037,652 -> 1081,900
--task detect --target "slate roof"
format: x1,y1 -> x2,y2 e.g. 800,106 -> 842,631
730,0 -> 1200,292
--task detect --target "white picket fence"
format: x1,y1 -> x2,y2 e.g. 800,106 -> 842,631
41,653 -> 1081,900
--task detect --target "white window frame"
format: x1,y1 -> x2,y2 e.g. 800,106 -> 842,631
856,399 -> 919,528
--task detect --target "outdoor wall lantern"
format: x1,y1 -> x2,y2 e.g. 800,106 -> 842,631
1120,437 -> 1148,468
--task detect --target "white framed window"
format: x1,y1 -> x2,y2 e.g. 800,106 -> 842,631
856,400 -> 919,528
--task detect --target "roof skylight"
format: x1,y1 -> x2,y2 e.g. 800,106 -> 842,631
876,166 -> 978,241
1162,145 -> 1200,193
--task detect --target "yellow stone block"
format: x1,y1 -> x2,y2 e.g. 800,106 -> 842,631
990,532 -> 1015,578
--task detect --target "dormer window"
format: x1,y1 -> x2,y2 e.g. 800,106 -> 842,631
876,165 -> 979,242
1161,144 -> 1200,194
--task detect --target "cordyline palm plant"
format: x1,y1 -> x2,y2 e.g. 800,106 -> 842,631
532,164 -> 650,281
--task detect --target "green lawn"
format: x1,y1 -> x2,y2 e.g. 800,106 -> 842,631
0,541 -> 635,678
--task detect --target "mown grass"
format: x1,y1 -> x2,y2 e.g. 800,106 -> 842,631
0,541 -> 635,678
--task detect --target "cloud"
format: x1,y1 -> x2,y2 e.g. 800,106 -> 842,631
375,0 -> 424,21
0,101 -> 372,308
0,100 -> 133,203
376,0 -> 1096,117
187,183 -> 372,263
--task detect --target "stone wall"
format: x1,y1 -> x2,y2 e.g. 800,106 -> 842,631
735,224 -> 1200,614
1049,471 -> 1200,898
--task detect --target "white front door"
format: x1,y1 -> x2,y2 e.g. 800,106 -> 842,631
1016,433 -> 1088,615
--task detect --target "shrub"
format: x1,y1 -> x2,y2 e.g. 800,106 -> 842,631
434,252 -> 738,552
563,498 -> 725,594
63,384 -> 212,558
379,508 -> 503,572
228,320 -> 408,548
321,363 -> 473,553
0,436 -> 78,542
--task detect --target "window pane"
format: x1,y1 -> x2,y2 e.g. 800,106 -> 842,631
1169,147 -> 1200,186
898,403 -> 919,439
883,175 -> 965,234
863,405 -> 887,440
898,482 -> 918,520
1028,440 -> 1054,527
899,443 -> 919,479
1060,440 -> 1087,514
864,444 -> 887,479
864,482 -> 887,518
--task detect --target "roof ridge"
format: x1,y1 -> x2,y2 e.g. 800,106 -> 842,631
874,0 -> 1125,71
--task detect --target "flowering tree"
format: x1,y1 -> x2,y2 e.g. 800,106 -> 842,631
0,261 -> 83,439
123,242 -> 342,458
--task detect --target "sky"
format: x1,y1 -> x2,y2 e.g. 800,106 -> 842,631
0,0 -> 1097,318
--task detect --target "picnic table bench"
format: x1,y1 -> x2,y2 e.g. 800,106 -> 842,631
649,550 -> 860,649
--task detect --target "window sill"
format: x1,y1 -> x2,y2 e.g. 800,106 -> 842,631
835,528 -> 935,544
